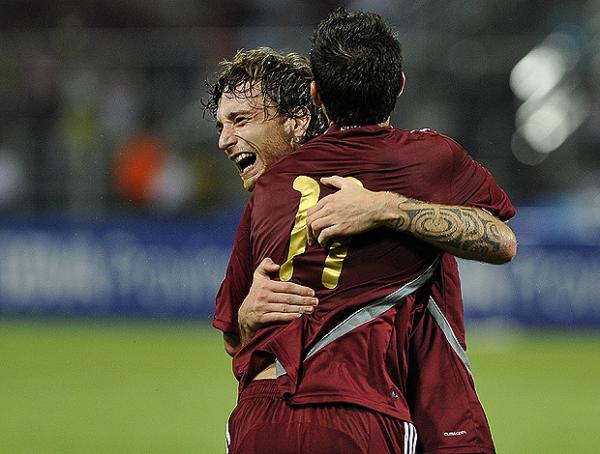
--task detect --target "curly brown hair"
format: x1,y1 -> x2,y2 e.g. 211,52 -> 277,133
204,47 -> 327,143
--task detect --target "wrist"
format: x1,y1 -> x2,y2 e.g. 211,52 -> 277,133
239,324 -> 252,345
380,192 -> 409,231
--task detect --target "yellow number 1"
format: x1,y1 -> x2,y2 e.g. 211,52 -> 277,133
279,176 -> 363,289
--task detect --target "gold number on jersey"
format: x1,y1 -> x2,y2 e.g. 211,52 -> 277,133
279,176 -> 320,282
279,176 -> 363,289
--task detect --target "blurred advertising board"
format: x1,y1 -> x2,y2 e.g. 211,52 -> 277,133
0,206 -> 599,327
0,215 -> 238,318
461,204 -> 600,327
460,243 -> 600,327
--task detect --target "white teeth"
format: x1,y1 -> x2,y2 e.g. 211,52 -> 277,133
232,152 -> 255,164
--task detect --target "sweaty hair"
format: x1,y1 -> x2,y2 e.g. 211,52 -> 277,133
205,47 -> 327,143
310,7 -> 403,126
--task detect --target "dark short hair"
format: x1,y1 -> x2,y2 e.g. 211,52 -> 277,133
310,7 -> 403,126
205,47 -> 327,143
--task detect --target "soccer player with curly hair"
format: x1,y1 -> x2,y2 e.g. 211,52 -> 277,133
211,9 -> 515,452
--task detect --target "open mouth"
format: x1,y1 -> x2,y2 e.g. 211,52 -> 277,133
231,152 -> 257,174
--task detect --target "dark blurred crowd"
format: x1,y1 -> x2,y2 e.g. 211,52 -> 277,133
1,0 -> 599,217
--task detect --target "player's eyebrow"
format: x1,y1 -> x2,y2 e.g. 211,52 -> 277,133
227,109 -> 254,120
216,108 -> 258,133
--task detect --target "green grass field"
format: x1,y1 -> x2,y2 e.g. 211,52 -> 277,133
1,319 -> 599,453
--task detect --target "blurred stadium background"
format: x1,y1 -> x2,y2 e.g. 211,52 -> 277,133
1,0 -> 600,452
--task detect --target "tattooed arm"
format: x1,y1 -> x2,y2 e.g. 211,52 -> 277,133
382,196 -> 516,264
306,176 -> 516,264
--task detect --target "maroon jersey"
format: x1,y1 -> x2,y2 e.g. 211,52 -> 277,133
406,257 -> 499,454
214,125 -> 514,423
401,131 -> 514,452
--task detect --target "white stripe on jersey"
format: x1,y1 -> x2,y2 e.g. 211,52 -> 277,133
404,422 -> 418,454
411,423 -> 418,453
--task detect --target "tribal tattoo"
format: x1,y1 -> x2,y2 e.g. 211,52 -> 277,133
392,198 -> 504,257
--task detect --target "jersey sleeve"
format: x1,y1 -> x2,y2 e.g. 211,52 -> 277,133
443,136 -> 515,221
212,200 -> 254,335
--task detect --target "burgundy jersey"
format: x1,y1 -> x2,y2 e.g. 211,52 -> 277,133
401,132 -> 514,452
406,257 -> 499,454
214,125 -> 514,423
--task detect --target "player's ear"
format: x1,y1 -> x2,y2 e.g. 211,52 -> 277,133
283,106 -> 310,146
310,81 -> 331,125
290,106 -> 310,142
310,81 -> 323,107
398,72 -> 406,97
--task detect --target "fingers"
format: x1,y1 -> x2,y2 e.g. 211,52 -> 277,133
273,302 -> 316,314
317,225 -> 342,247
260,312 -> 304,324
268,292 -> 318,308
308,211 -> 344,246
255,257 -> 280,276
310,220 -> 330,246
270,280 -> 316,297
307,195 -> 328,219
307,212 -> 320,246
246,296 -> 318,327
306,210 -> 316,246
252,288 -> 318,313
307,223 -> 317,246
320,175 -> 346,189
306,195 -> 333,246
240,277 -> 318,332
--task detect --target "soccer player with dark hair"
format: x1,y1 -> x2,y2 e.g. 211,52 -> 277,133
211,10 -> 515,452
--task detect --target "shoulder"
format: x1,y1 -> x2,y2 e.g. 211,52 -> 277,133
263,134 -> 339,176
393,127 -> 466,165
405,128 -> 462,150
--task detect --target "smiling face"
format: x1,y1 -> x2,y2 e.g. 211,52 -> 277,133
216,84 -> 302,191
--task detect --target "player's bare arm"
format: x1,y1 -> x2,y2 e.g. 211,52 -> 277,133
237,257 -> 318,344
237,176 -> 515,339
386,195 -> 516,264
307,175 -> 517,265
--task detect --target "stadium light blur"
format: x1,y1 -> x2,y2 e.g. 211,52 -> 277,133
515,85 -> 589,154
519,102 -> 570,153
510,32 -> 588,163
510,33 -> 579,101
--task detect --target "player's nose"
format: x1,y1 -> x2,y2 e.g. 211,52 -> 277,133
218,124 -> 237,151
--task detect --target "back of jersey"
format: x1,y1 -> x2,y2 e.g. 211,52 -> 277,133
237,125 -> 456,418
250,125 -> 445,313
